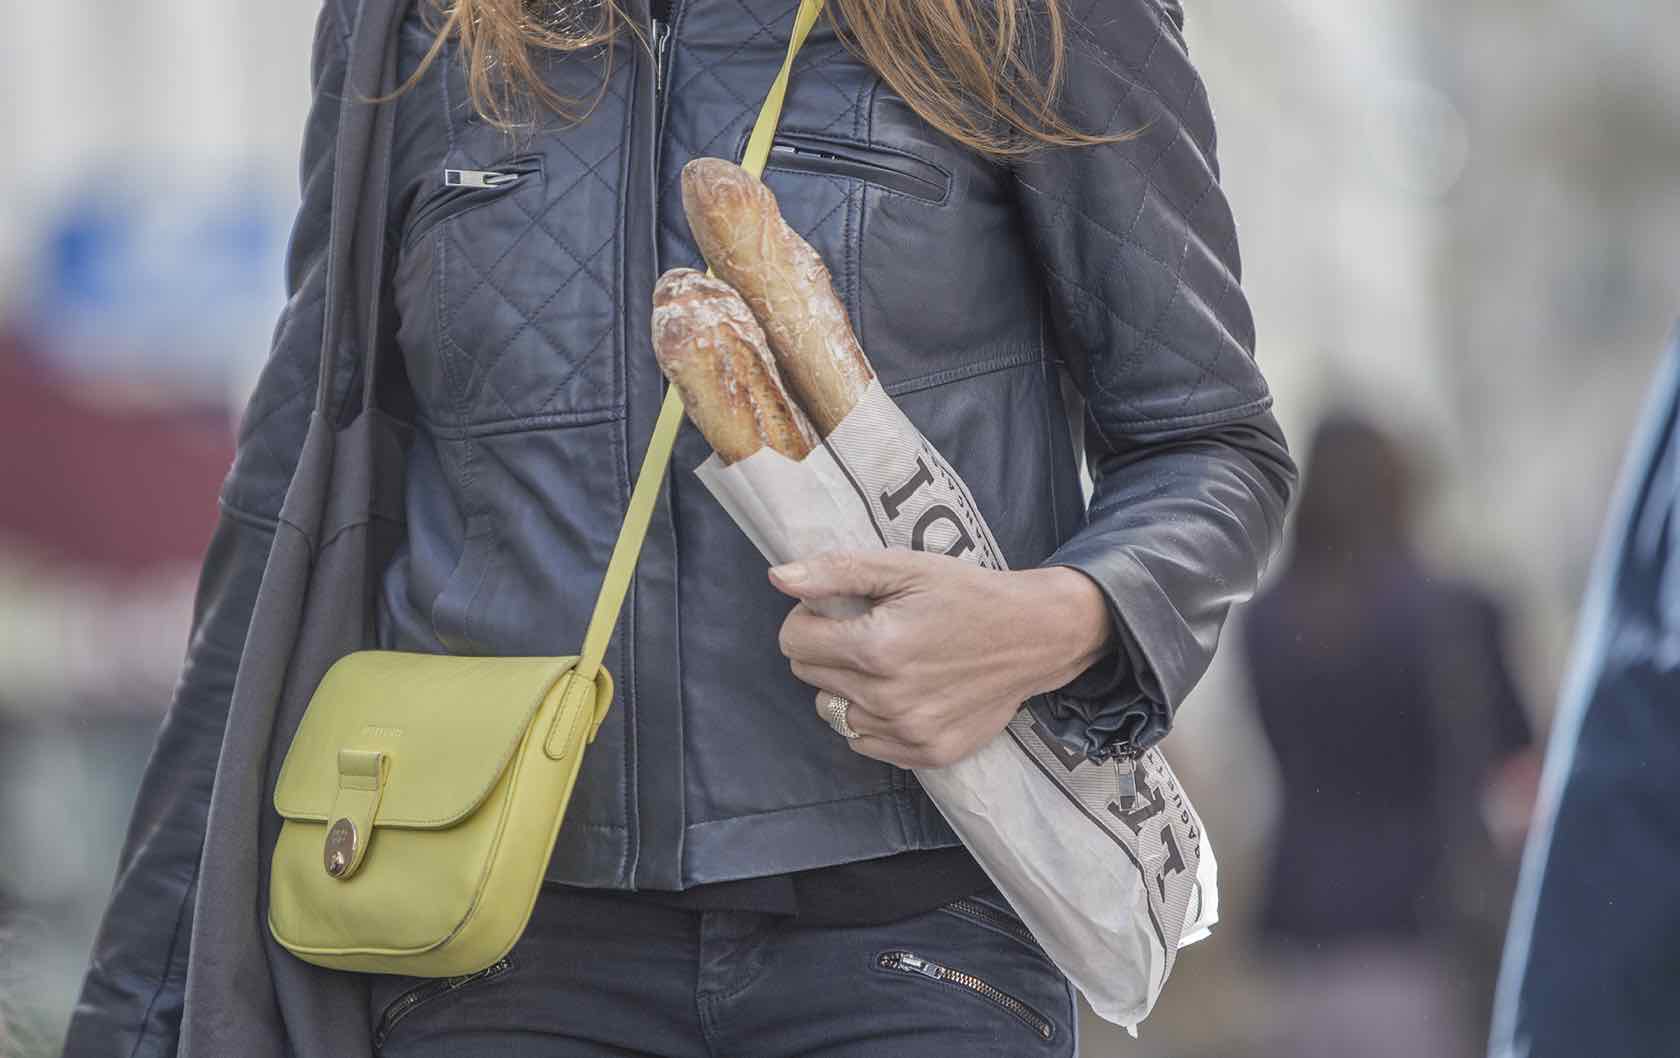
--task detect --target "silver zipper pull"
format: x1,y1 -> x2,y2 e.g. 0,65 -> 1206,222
1113,752 -> 1138,810
444,168 -> 522,189
897,953 -> 943,979
652,17 -> 670,97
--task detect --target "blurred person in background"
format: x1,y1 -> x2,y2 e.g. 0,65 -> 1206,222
1240,414 -> 1535,1058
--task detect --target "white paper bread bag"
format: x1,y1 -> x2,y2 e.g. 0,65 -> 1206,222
697,380 -> 1218,1030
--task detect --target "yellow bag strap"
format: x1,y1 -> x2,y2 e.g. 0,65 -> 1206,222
575,0 -> 828,683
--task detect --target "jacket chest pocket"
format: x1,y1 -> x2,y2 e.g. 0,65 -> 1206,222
723,126 -> 960,385
760,130 -> 951,205
402,158 -> 544,252
730,119 -> 1033,397
400,148 -> 624,428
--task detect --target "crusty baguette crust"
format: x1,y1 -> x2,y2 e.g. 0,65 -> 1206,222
680,157 -> 875,435
651,267 -> 817,464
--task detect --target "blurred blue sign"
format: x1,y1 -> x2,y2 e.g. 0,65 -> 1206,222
22,161 -> 291,402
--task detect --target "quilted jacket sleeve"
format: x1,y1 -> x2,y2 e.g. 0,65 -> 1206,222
61,7 -> 348,1055
1014,0 -> 1297,757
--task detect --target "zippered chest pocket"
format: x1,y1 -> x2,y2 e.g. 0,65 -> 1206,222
737,128 -> 952,205
394,140 -> 626,425
401,155 -> 545,252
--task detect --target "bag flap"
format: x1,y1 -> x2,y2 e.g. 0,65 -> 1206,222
274,650 -> 577,829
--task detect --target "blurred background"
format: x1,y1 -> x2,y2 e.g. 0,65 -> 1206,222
0,0 -> 1675,1055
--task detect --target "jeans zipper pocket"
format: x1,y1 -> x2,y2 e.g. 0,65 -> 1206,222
372,956 -> 516,1052
876,949 -> 1057,1042
746,129 -> 952,204
401,157 -> 544,251
941,896 -> 1045,955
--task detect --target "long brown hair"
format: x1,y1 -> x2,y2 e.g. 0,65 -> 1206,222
399,0 -> 1132,157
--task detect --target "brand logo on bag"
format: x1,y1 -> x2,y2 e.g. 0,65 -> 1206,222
360,725 -> 405,738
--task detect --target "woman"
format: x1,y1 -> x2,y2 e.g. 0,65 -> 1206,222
66,0 -> 1294,1053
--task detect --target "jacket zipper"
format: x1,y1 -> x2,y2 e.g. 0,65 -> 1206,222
1089,738 -> 1140,808
876,950 -> 1056,1042
942,896 -> 1044,953
762,134 -> 950,203
444,168 -> 524,188
402,159 -> 541,251
621,3 -> 677,889
653,15 -> 672,98
647,6 -> 675,408
649,8 -> 674,256
372,956 -> 514,1050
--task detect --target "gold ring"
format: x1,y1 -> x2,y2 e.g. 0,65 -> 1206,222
820,691 -> 862,740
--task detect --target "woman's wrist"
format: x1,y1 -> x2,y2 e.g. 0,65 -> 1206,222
1014,565 -> 1115,696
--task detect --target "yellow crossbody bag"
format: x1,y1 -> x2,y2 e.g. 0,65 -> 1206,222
266,0 -> 828,977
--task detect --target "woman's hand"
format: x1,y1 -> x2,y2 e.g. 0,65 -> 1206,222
770,550 -> 1114,769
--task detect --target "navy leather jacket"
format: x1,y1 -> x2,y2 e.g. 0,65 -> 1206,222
67,0 -> 1294,1051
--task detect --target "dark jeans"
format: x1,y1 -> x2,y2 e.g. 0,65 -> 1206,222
368,882 -> 1079,1057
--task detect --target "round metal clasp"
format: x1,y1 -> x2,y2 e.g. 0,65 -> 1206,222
324,818 -> 359,878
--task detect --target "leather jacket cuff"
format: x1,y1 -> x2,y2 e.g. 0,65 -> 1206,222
1029,558 -> 1172,757
1026,688 -> 1169,760
1056,651 -> 1126,698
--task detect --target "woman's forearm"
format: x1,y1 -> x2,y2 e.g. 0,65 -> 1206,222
1010,565 -> 1115,696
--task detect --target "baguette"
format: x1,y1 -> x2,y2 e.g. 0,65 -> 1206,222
680,157 -> 875,435
651,266 -> 817,464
